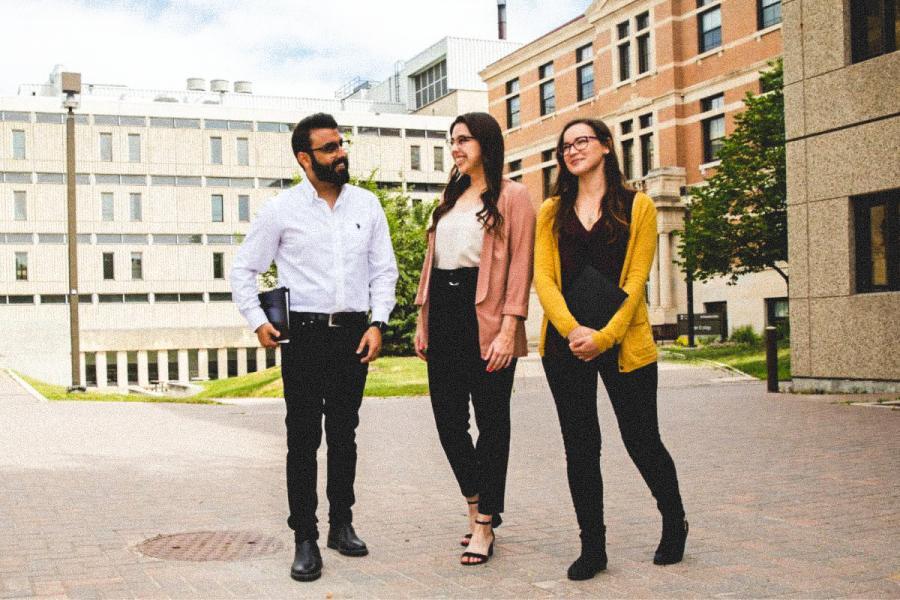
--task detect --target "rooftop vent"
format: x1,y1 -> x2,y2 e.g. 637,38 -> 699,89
210,79 -> 229,93
234,81 -> 252,94
187,77 -> 207,91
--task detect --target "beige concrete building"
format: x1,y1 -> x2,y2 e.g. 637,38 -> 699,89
481,0 -> 789,340
0,67 -> 453,387
783,0 -> 900,392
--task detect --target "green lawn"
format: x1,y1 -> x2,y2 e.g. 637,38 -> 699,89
196,355 -> 429,399
661,342 -> 791,381
20,374 -> 219,404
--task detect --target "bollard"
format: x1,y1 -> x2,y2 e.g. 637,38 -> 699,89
765,326 -> 778,392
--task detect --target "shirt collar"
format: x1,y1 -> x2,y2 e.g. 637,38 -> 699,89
298,176 -> 348,209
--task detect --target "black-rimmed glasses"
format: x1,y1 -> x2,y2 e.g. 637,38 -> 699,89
559,135 -> 600,155
310,138 -> 351,154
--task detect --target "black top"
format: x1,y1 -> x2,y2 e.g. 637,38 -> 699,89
559,192 -> 635,292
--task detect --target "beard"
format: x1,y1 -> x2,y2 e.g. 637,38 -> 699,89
311,155 -> 350,185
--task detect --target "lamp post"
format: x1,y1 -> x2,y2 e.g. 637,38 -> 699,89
62,72 -> 84,392
680,185 -> 696,348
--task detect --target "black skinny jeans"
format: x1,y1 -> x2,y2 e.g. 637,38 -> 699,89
541,325 -> 683,539
280,317 -> 369,543
427,267 -> 516,520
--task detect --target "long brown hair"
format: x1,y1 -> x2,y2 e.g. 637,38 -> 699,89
552,118 -> 632,243
429,112 -> 505,236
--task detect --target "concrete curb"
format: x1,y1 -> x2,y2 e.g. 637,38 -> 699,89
4,368 -> 49,402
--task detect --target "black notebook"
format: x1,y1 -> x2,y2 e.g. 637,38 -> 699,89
564,265 -> 628,331
257,287 -> 290,344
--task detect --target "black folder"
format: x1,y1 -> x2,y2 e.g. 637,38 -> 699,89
564,265 -> 628,331
257,287 -> 290,344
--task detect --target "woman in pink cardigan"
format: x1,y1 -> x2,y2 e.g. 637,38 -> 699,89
414,112 -> 535,566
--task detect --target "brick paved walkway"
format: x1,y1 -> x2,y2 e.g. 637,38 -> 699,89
1,362 -> 898,599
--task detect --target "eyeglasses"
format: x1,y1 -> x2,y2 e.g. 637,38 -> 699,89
559,135 -> 600,155
449,135 -> 475,147
309,138 -> 351,154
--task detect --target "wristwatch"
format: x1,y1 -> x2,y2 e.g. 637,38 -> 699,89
369,320 -> 388,333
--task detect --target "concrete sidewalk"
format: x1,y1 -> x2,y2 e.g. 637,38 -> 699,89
1,360 -> 898,599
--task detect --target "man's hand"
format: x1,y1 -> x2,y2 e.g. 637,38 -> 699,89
255,322 -> 281,349
356,326 -> 383,364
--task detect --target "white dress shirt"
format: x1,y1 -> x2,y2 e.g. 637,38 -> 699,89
230,178 -> 399,333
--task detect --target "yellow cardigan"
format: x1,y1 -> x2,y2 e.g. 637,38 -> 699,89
534,192 -> 658,372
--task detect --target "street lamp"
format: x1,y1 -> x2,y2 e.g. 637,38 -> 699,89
680,185 -> 696,348
62,72 -> 84,392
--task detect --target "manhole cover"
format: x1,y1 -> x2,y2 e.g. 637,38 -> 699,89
136,531 -> 283,561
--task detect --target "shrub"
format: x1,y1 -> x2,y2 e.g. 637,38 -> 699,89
730,325 -> 761,345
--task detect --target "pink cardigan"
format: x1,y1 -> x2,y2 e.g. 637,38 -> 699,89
415,179 -> 536,357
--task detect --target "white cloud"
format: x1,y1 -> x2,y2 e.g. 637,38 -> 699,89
0,0 -> 592,98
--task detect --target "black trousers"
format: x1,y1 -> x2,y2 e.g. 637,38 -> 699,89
280,315 -> 369,542
427,267 -> 516,520
541,325 -> 684,539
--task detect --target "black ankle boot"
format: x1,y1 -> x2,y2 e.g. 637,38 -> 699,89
567,528 -> 607,581
654,516 -> 688,565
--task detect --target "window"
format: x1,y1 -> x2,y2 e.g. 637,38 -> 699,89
99,133 -> 113,161
618,41 -> 631,81
622,139 -> 635,180
542,149 -> 557,200
131,252 -> 143,280
639,113 -> 654,129
236,137 -> 249,166
102,253 -> 114,280
758,0 -> 782,28
765,297 -> 789,331
539,62 -> 554,79
15,252 -> 27,281
538,63 -> 555,116
701,93 -> 726,163
640,133 -> 654,176
854,189 -> 899,292
13,191 -> 26,221
410,145 -> 421,171
508,159 -> 522,174
101,192 -> 114,221
211,194 -> 224,222
128,134 -> 141,162
506,78 -> 520,129
12,130 -> 26,159
238,195 -> 250,222
699,4 -> 722,53
413,60 -> 448,109
213,253 -> 224,279
129,193 -> 142,222
851,0 -> 899,63
577,62 -> 594,101
210,137 -> 223,164
434,146 -> 444,172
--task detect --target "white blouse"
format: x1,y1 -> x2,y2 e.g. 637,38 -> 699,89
434,201 -> 485,269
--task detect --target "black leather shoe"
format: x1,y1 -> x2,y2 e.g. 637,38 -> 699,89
327,523 -> 369,556
654,518 -> 688,565
290,540 -> 322,582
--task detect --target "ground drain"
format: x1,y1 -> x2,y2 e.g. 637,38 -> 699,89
136,531 -> 283,561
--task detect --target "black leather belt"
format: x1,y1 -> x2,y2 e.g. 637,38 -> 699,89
290,311 -> 368,328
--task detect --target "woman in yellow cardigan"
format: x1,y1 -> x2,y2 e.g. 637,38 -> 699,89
534,118 -> 688,580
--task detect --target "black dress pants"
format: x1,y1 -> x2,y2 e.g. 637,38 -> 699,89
541,325 -> 684,539
427,267 -> 516,520
280,316 -> 369,542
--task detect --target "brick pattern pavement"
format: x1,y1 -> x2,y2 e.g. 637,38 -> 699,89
1,362 -> 898,599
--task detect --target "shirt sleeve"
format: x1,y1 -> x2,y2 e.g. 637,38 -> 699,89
230,198 -> 282,332
367,197 -> 399,323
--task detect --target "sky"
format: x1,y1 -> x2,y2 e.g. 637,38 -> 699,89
1,0 -> 593,98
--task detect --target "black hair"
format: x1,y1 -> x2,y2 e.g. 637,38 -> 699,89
291,112 -> 339,155
429,112 -> 505,236
552,118 -> 632,243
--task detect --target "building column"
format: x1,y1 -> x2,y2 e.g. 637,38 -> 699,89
255,347 -> 266,372
137,351 -> 149,387
659,231 -> 672,308
157,350 -> 168,382
237,348 -> 248,376
649,247 -> 661,309
177,349 -> 189,382
198,349 -> 209,380
217,348 -> 228,379
116,351 -> 128,389
79,352 -> 87,387
275,346 -> 282,367
96,352 -> 108,388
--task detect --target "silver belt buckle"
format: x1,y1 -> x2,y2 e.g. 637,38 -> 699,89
327,313 -> 341,327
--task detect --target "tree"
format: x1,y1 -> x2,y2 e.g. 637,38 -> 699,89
678,59 -> 787,285
257,172 -> 436,355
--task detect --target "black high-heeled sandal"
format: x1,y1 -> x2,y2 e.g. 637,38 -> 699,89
460,519 -> 494,566
461,498 -> 479,547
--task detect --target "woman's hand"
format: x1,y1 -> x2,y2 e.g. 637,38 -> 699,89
484,331 -> 514,372
569,333 -> 603,362
567,325 -> 595,343
414,316 -> 428,362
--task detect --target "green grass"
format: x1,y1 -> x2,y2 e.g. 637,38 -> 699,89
19,374 -> 219,404
196,355 -> 429,399
661,342 -> 791,381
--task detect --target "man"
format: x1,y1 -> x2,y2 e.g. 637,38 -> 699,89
230,113 -> 398,582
